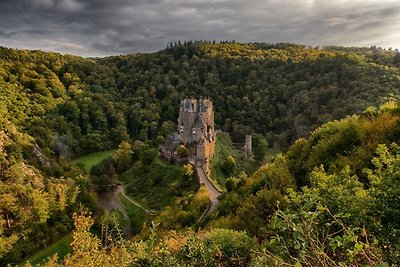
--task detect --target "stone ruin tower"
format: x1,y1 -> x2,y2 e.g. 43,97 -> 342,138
178,97 -> 216,173
244,134 -> 252,157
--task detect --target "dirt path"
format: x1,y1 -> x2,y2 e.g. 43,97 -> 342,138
97,185 -> 157,238
115,186 -> 157,215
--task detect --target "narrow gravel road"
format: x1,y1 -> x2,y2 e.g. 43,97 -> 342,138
196,165 -> 221,216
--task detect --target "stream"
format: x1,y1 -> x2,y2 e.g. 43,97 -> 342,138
97,185 -> 157,239
97,185 -> 132,239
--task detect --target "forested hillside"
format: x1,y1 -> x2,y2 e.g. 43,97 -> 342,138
2,42 -> 400,158
19,102 -> 400,266
1,42 -> 400,265
97,42 -> 400,148
207,102 -> 400,264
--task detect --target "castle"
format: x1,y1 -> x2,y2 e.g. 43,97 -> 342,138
178,98 -> 216,172
160,97 -> 216,173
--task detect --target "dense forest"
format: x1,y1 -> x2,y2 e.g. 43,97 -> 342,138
17,103 -> 400,266
1,42 -> 400,265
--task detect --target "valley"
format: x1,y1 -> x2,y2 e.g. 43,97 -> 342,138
0,42 -> 400,266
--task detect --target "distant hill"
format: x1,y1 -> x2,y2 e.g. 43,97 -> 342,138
2,42 -> 400,156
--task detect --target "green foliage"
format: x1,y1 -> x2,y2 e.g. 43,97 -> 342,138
211,153 -> 294,228
182,163 -> 194,178
0,121 -> 79,265
139,148 -> 157,165
32,211 -> 255,267
209,105 -> 400,264
24,234 -> 73,266
260,206 -> 383,266
210,133 -> 256,189
118,196 -> 152,234
252,133 -> 269,163
366,143 -> 400,262
222,155 -> 237,175
85,42 -> 400,150
112,141 -> 133,174
176,145 -> 188,157
19,108 -> 400,265
286,108 -> 400,186
151,186 -> 209,231
179,228 -> 254,266
119,157 -> 199,233
233,188 -> 285,237
2,43 -> 400,158
252,154 -> 295,193
48,211 -> 134,266
0,233 -> 18,260
259,139 -> 400,264
216,192 -> 241,217
225,174 -> 245,192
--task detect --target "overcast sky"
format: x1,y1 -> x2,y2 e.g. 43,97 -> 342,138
0,0 -> 399,57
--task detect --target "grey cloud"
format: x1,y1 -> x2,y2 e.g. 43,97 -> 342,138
0,0 -> 399,56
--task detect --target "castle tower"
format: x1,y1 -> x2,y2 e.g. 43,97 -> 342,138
178,98 -> 199,144
177,97 -> 216,173
245,134 -> 252,156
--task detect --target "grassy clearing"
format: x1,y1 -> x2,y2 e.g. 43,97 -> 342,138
72,149 -> 117,172
24,233 -> 72,266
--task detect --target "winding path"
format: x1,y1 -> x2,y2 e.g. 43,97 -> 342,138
115,186 -> 157,215
189,131 -> 223,219
97,185 -> 157,238
196,165 -> 222,217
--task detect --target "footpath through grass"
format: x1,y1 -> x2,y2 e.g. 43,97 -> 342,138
72,149 -> 117,172
24,234 -> 73,266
